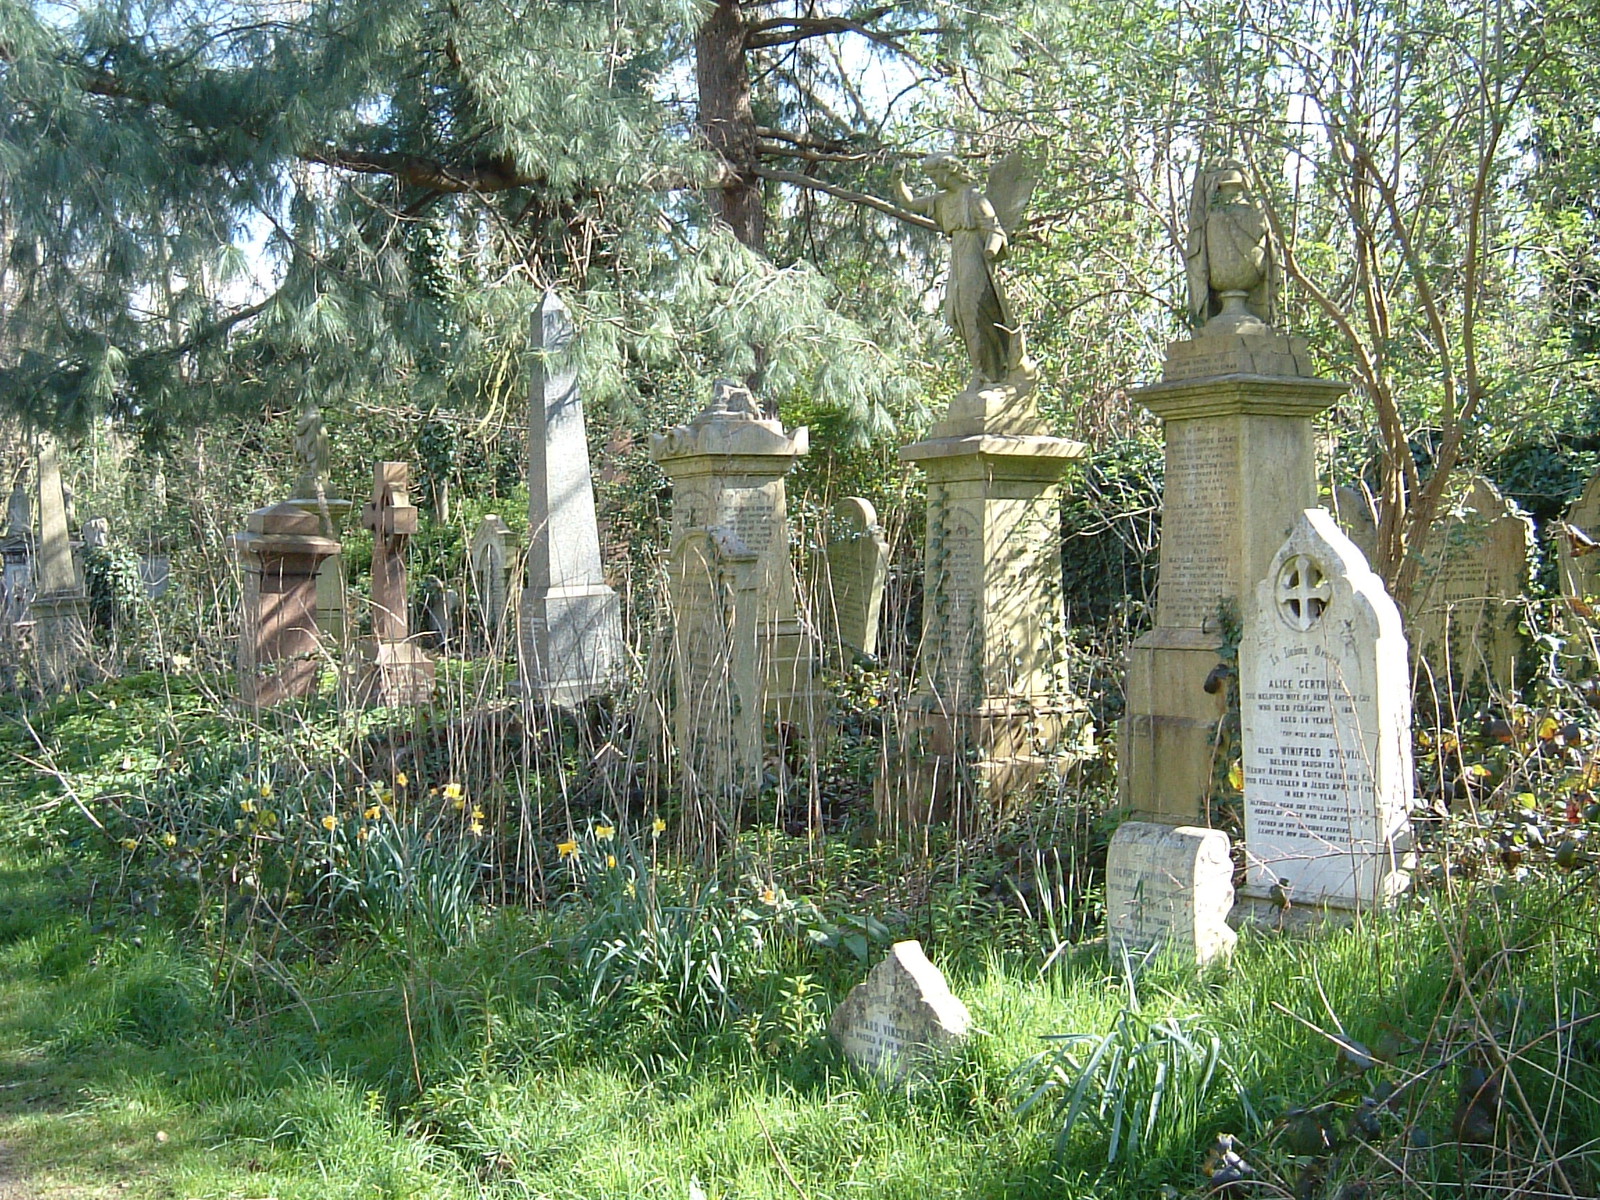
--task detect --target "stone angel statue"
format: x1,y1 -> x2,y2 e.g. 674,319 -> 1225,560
291,403 -> 333,500
1184,159 -> 1279,335
895,153 -> 1038,389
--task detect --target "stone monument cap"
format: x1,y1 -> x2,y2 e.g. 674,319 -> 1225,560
651,381 -> 808,463
246,502 -> 321,537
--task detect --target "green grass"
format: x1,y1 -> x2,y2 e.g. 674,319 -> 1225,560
0,828 -> 1596,1199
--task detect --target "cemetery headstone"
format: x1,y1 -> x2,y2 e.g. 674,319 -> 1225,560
0,472 -> 32,631
1331,485 -> 1379,567
653,379 -> 824,747
30,434 -> 90,692
469,514 -> 515,649
665,526 -> 763,806
285,404 -> 353,645
353,461 -> 435,707
419,575 -> 461,653
1410,476 -> 1530,696
1240,508 -> 1415,911
828,940 -> 971,1081
1106,161 -> 1349,962
1557,468 -> 1600,628
819,497 -> 889,661
521,291 -> 625,706
228,501 -> 340,706
1104,823 -> 1236,965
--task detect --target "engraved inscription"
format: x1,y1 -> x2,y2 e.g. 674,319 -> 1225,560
1158,424 -> 1240,628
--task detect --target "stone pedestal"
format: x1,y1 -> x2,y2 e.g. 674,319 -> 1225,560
228,503 -> 340,706
1120,333 -> 1347,824
881,426 -> 1087,830
351,462 -> 435,708
521,291 -> 625,706
286,496 -> 354,645
653,381 -> 826,746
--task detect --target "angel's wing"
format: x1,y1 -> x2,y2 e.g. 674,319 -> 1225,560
985,153 -> 1038,237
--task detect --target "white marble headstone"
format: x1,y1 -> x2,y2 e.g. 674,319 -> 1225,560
1240,508 -> 1414,908
828,940 -> 971,1080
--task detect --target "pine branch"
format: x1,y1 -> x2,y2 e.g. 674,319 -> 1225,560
751,166 -> 936,229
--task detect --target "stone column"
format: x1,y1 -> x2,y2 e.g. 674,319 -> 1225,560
228,502 -> 340,706
880,400 -> 1086,830
353,461 -> 435,706
1107,331 -> 1346,964
31,434 -> 90,693
652,380 -> 825,744
521,291 -> 625,706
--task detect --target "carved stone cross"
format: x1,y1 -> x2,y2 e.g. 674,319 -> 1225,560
1277,552 -> 1331,632
361,462 -> 418,644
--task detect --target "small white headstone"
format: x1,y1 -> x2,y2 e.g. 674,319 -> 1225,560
828,940 -> 971,1080
1241,508 -> 1414,908
821,496 -> 889,660
1105,822 -> 1237,965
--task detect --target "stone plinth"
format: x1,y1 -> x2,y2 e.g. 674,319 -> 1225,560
521,291 -> 625,706
286,496 -> 354,645
666,526 -> 763,806
352,462 -> 435,708
1240,509 -> 1414,911
653,381 -> 825,743
1105,822 -> 1236,965
1119,334 -> 1347,825
880,431 -> 1086,830
828,940 -> 971,1080
228,502 -> 340,706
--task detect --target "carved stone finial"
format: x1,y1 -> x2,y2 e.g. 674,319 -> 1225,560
1185,159 -> 1280,337
291,403 -> 333,500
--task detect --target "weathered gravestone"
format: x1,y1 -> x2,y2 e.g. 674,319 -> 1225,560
1331,485 -> 1379,567
353,461 -> 435,707
1104,823 -> 1236,965
828,940 -> 971,1080
0,473 -> 32,631
521,291 -> 625,706
665,526 -> 763,807
469,514 -> 515,649
1409,476 -> 1531,696
228,502 -> 340,706
1240,508 -> 1415,913
818,497 -> 889,661
1558,468 -> 1600,624
30,434 -> 90,692
1106,160 -> 1347,963
419,575 -> 461,653
653,380 -> 825,745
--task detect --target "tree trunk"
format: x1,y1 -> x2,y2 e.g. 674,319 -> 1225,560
696,0 -> 765,253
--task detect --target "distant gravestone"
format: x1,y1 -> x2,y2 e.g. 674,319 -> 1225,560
1240,508 -> 1414,910
1331,485 -> 1379,567
828,941 -> 971,1080
30,434 -> 90,692
667,526 -> 763,803
1558,469 -> 1600,619
419,575 -> 461,653
353,462 -> 434,707
469,514 -> 515,648
820,497 -> 889,660
1104,823 -> 1236,965
521,291 -> 625,705
1410,476 -> 1531,695
0,473 -> 32,631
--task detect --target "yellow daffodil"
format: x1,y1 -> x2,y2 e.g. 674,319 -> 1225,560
364,804 -> 382,820
625,882 -> 636,897
470,821 -> 485,836
119,837 -> 138,851
240,799 -> 257,814
357,827 -> 371,843
595,824 -> 615,841
471,806 -> 485,820
761,888 -> 776,905
652,818 -> 666,835
443,782 -> 464,801
557,839 -> 578,858
396,771 -> 408,788
161,832 -> 177,847
259,783 -> 273,799
321,814 -> 338,831
606,854 -> 617,869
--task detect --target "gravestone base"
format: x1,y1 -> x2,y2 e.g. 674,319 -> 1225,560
1228,895 -> 1366,934
877,701 -> 1091,831
519,583 -> 625,708
764,621 -> 831,749
352,639 -> 435,708
29,591 -> 90,693
1121,630 -> 1227,823
1105,821 -> 1237,966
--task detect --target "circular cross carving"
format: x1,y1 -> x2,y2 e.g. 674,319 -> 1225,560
1277,553 -> 1331,631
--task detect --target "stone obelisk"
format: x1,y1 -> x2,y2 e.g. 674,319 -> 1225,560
29,434 -> 90,692
519,291 -> 625,706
